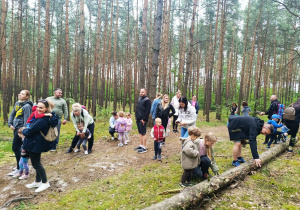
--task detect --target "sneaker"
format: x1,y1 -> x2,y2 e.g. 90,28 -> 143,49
124,142 -> 128,145
288,149 -> 293,153
50,149 -> 56,152
173,130 -> 176,133
153,156 -> 157,160
158,155 -> 161,161
180,182 -> 192,187
238,157 -> 246,163
232,161 -> 240,167
66,147 -> 73,153
111,137 -> 114,140
35,182 -> 50,193
134,146 -> 143,151
137,148 -> 147,153
265,146 -> 270,149
118,143 -> 123,147
88,149 -> 92,154
26,181 -> 42,189
13,173 -> 21,178
8,169 -> 20,176
84,150 -> 88,155
75,149 -> 80,153
161,142 -> 165,146
19,174 -> 29,180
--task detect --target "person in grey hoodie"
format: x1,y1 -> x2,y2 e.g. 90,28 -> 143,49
176,97 -> 196,138
8,90 -> 33,176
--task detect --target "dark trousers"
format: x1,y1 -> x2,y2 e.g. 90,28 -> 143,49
162,117 -> 168,143
199,156 -> 212,175
285,118 -> 299,147
71,123 -> 95,150
173,115 -> 178,130
12,129 -> 23,170
181,169 -> 193,183
30,152 -> 47,183
109,127 -> 116,137
267,131 -> 282,147
154,141 -> 162,157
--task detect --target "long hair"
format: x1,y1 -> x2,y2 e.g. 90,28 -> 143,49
161,94 -> 170,110
178,97 -> 188,112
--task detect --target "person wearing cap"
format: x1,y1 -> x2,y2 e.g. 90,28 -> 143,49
227,115 -> 274,167
265,114 -> 287,149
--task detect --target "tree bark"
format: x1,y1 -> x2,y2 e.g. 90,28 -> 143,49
139,0 -> 148,90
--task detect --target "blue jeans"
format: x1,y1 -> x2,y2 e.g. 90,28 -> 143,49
181,127 -> 189,138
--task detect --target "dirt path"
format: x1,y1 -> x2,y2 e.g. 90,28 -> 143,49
0,125 -> 229,208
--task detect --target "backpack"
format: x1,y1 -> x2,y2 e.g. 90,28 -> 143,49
277,103 -> 285,119
283,107 -> 295,121
40,126 -> 58,142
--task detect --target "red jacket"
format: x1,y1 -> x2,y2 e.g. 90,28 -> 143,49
152,125 -> 165,142
27,110 -> 46,124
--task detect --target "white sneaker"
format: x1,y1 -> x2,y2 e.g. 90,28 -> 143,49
50,149 -> 56,152
124,142 -> 128,145
13,173 -> 21,178
111,137 -> 114,140
35,182 -> 50,193
26,181 -> 42,189
9,169 -> 20,176
19,174 -> 29,179
84,150 -> 88,155
118,143 -> 123,147
75,149 -> 80,153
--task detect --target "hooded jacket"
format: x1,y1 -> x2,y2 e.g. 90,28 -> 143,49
181,138 -> 199,170
8,100 -> 33,130
176,103 -> 196,129
115,117 -> 127,133
228,115 -> 264,159
135,96 -> 151,122
22,112 -> 59,153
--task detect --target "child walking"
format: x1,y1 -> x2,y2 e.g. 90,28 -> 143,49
181,126 -> 201,186
125,113 -> 132,143
75,123 -> 91,155
150,118 -> 165,160
115,111 -> 127,147
13,147 -> 30,179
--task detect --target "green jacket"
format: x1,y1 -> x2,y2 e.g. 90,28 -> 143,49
46,96 -> 68,120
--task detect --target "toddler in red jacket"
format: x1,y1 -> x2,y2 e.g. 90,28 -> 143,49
150,118 -> 165,160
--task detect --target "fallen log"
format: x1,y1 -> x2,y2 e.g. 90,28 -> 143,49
144,140 -> 293,210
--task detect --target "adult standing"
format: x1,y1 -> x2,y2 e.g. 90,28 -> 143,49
176,97 -> 196,138
22,99 -> 59,192
189,94 -> 200,120
230,103 -> 238,115
259,95 -> 280,144
8,90 -> 33,176
171,90 -> 181,133
155,94 -> 175,145
282,98 -> 300,153
134,88 -> 151,153
228,115 -> 273,167
109,111 -> 118,140
46,88 -> 68,151
66,103 -> 95,154
150,93 -> 162,125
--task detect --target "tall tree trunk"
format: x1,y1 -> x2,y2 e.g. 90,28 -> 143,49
113,0 -> 119,111
139,0 -> 148,90
79,0 -> 85,105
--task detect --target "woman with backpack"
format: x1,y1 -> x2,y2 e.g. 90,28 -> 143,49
66,103 -> 95,154
21,99 -> 59,192
282,98 -> 300,153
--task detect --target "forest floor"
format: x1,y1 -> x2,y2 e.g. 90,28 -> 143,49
0,114 -> 299,209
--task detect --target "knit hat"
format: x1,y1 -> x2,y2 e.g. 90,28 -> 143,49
271,114 -> 280,119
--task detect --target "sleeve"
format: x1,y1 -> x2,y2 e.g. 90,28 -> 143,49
22,119 -> 47,137
109,117 -> 114,128
196,102 -> 200,113
183,142 -> 199,158
265,102 -> 277,115
162,128 -> 166,137
183,107 -> 196,125
128,119 -> 132,126
176,110 -> 182,122
248,126 -> 259,159
8,105 -> 17,127
71,113 -> 80,132
143,100 -> 152,121
155,104 -> 160,118
34,113 -> 46,119
82,111 -> 91,133
23,105 -> 32,127
210,147 -> 219,174
150,128 -> 154,138
85,128 -> 91,138
150,101 -> 155,116
27,112 -> 35,123
63,100 -> 69,120
115,121 -> 119,132
169,104 -> 175,118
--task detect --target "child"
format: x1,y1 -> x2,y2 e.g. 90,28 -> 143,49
75,123 -> 91,155
115,111 -> 127,147
278,125 -> 289,143
181,126 -> 201,187
150,118 -> 165,160
109,111 -> 118,140
241,101 -> 251,116
266,114 -> 287,149
125,113 -> 132,143
193,132 -> 219,180
13,147 -> 30,179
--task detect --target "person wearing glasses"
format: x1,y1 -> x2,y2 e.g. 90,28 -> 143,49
227,115 -> 274,167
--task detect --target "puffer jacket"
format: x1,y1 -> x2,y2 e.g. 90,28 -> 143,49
181,138 -> 199,170
176,103 -> 196,129
115,117 -> 127,133
22,112 -> 59,153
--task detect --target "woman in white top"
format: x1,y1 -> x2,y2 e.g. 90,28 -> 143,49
66,103 -> 95,154
171,90 -> 181,133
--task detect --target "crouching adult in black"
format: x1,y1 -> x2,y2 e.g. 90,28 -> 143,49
228,115 -> 273,167
21,99 -> 59,193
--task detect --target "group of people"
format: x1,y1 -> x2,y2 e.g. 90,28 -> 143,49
8,88 -> 96,193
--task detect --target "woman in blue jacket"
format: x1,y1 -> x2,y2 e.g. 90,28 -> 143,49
21,99 -> 59,193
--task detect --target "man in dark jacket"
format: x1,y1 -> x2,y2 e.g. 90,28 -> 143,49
228,115 -> 273,167
259,95 -> 280,144
134,88 -> 151,153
